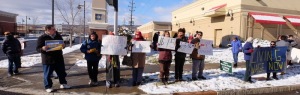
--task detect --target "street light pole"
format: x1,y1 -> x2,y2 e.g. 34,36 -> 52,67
52,0 -> 54,25
84,0 -> 86,40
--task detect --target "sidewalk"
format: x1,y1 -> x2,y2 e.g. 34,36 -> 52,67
0,49 -> 299,95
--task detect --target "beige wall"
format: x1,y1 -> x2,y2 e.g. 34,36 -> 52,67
172,0 -> 300,47
138,21 -> 172,41
91,0 -> 107,23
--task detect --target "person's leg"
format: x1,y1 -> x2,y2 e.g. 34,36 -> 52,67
198,59 -> 205,79
54,62 -> 67,84
87,61 -> 94,81
13,56 -> 21,74
7,56 -> 14,75
164,61 -> 171,82
92,61 -> 99,82
273,72 -> 278,80
137,67 -> 144,84
132,68 -> 138,86
174,56 -> 179,80
233,53 -> 238,67
159,62 -> 164,82
179,58 -> 185,80
244,60 -> 252,82
43,64 -> 54,89
192,59 -> 200,79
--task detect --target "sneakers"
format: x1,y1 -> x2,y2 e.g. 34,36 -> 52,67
192,77 -> 198,81
60,84 -> 71,89
89,81 -> 98,86
273,77 -> 279,80
7,73 -> 12,77
45,88 -> 54,93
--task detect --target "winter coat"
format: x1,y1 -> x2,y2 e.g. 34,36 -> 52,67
190,38 -> 205,60
1,35 -> 21,57
80,39 -> 102,62
175,37 -> 187,58
36,33 -> 65,65
157,48 -> 172,61
131,39 -> 146,68
243,42 -> 253,60
231,37 -> 242,53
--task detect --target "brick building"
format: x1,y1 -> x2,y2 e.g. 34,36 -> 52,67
0,10 -> 18,35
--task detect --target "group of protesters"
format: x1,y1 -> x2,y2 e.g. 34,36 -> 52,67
2,24 -> 299,93
230,34 -> 299,83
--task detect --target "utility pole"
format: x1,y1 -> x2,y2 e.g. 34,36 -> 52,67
52,0 -> 54,25
128,0 -> 135,33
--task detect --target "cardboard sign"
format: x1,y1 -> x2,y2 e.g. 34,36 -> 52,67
249,47 -> 287,75
157,36 -> 176,50
45,40 -> 64,52
101,35 -> 127,55
132,41 -> 151,53
177,41 -> 194,54
198,39 -> 213,55
220,60 -> 233,74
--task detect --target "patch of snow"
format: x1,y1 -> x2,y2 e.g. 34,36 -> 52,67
139,65 -> 300,94
0,44 -> 81,68
75,56 -> 130,68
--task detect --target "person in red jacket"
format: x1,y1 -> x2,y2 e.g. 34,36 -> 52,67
157,31 -> 172,85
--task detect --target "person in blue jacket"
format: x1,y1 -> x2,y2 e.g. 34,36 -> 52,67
243,37 -> 254,83
231,36 -> 242,68
80,32 -> 102,86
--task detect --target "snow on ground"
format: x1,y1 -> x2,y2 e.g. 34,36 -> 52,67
139,65 -> 300,94
75,55 -> 130,68
0,44 -> 81,68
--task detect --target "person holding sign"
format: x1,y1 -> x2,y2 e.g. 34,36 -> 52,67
190,31 -> 206,80
36,25 -> 71,93
276,35 -> 290,75
243,37 -> 254,83
174,28 -> 187,82
80,32 -> 102,86
105,32 -> 121,88
157,31 -> 173,85
231,36 -> 242,68
131,31 -> 146,86
266,41 -> 279,80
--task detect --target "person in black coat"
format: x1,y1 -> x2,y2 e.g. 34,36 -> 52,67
1,31 -> 21,77
174,28 -> 187,82
36,25 -> 71,93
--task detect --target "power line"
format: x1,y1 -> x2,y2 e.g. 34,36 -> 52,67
128,0 -> 135,33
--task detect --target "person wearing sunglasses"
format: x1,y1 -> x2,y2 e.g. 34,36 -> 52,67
266,41 -> 279,80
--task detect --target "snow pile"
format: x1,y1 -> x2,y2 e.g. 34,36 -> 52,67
205,48 -> 244,63
0,44 -> 81,68
139,65 -> 300,94
252,38 -> 271,47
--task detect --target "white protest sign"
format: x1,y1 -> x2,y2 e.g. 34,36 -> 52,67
177,41 -> 194,54
198,39 -> 213,55
132,41 -> 151,53
157,36 -> 176,50
101,35 -> 127,55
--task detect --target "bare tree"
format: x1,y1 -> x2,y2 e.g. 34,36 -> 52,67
54,0 -> 81,47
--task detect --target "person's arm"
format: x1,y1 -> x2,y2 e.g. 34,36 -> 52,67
1,40 -> 7,54
243,44 -> 253,53
80,40 -> 88,53
36,36 -> 46,53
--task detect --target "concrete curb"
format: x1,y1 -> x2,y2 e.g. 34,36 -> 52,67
217,84 -> 300,95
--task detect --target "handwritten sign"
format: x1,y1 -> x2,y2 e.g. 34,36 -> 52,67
157,36 -> 176,50
220,60 -> 233,74
132,41 -> 151,53
249,47 -> 287,75
177,41 -> 194,54
101,35 -> 127,55
45,40 -> 64,52
198,39 -> 213,55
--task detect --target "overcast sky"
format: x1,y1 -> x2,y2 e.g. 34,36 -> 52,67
0,0 -> 195,25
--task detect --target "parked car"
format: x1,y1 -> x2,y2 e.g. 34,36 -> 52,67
61,34 -> 75,43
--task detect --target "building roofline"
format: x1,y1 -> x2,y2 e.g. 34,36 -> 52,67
0,10 -> 18,17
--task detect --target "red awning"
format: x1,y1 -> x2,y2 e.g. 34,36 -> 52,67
249,12 -> 286,24
284,15 -> 300,26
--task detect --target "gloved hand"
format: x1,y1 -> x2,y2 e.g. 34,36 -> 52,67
248,49 -> 254,53
87,48 -> 97,53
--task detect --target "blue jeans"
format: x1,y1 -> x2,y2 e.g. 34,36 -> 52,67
233,53 -> 239,64
8,56 -> 21,74
192,59 -> 205,78
43,63 -> 67,89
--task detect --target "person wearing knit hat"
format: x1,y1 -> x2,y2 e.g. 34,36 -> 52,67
1,31 -> 22,77
174,28 -> 188,82
131,31 -> 146,86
